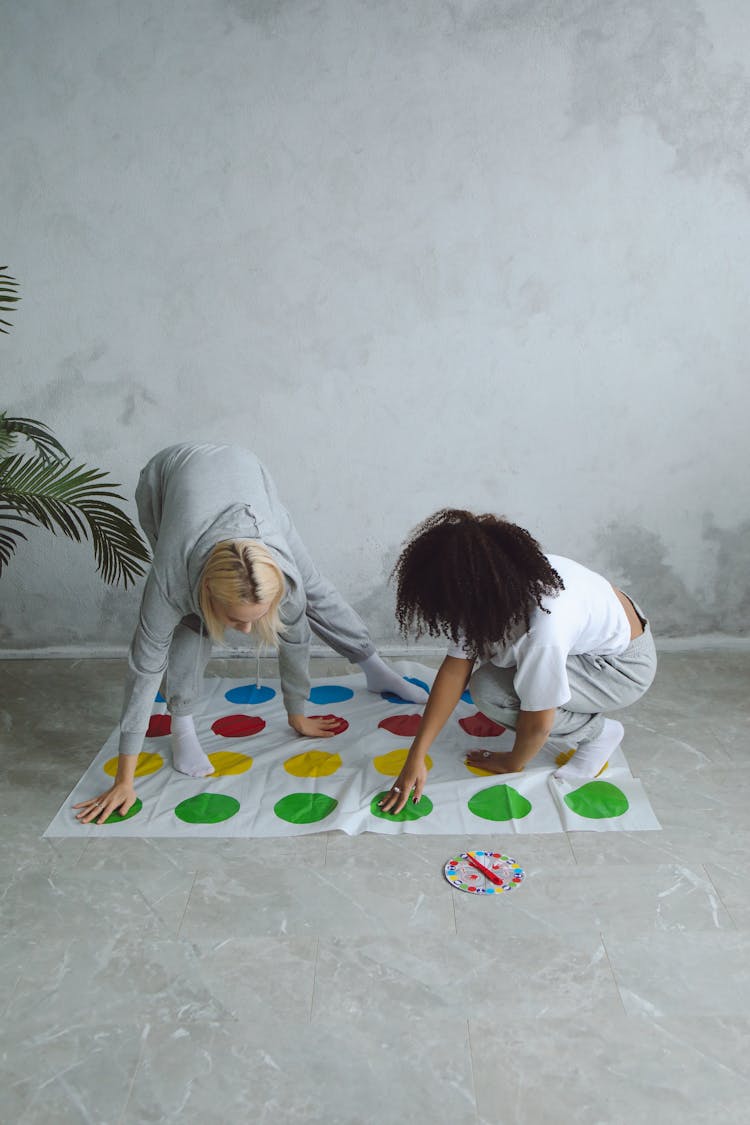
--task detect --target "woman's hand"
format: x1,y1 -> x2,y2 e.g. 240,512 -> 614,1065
465,749 -> 524,775
378,752 -> 428,815
288,714 -> 340,738
73,782 -> 137,825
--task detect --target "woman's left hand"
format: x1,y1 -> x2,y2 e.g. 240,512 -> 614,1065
288,714 -> 339,738
464,749 -> 524,775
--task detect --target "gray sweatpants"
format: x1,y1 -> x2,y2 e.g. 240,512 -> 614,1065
164,514 -> 375,715
469,603 -> 657,746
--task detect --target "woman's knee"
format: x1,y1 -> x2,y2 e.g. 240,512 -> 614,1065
469,662 -> 518,712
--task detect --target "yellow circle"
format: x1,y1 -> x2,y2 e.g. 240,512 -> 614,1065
284,750 -> 342,778
372,748 -> 433,776
555,747 -> 576,767
465,762 -> 497,777
207,751 -> 254,776
104,751 -> 163,778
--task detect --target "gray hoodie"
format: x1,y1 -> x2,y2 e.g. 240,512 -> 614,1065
118,443 -> 315,756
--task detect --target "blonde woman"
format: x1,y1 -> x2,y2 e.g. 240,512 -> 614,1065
74,442 -> 427,824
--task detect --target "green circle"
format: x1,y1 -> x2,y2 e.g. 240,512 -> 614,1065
274,792 -> 338,824
174,793 -> 240,824
370,792 -> 434,822
467,784 -> 532,822
101,797 -> 142,825
564,780 -> 629,819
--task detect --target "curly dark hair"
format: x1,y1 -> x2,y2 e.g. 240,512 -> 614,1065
391,508 -> 564,659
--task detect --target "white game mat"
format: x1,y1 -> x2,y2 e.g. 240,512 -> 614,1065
44,663 -> 661,838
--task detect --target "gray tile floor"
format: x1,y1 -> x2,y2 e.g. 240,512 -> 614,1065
1,651 -> 749,1124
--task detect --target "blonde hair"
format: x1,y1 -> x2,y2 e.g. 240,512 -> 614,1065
199,539 -> 286,645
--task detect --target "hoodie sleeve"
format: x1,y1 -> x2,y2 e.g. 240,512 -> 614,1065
276,587 -> 312,715
117,568 -> 184,756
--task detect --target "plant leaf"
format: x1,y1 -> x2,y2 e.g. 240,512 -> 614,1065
0,454 -> 150,585
0,415 -> 69,461
0,525 -> 28,571
0,266 -> 19,328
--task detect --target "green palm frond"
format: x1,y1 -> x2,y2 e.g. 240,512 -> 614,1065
1,268 -> 148,588
0,453 -> 150,586
0,522 -> 31,572
0,423 -> 15,458
0,413 -> 69,461
0,266 -> 20,333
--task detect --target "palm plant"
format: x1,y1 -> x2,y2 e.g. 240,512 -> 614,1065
1,266 -> 149,585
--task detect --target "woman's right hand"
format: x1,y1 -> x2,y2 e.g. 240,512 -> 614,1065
73,782 -> 138,825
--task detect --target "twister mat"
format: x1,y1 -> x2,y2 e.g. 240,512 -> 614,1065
44,663 -> 661,838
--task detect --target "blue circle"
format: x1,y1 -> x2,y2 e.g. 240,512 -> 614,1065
461,689 -> 473,704
381,677 -> 431,704
155,691 -> 166,703
309,684 -> 354,704
224,684 -> 276,705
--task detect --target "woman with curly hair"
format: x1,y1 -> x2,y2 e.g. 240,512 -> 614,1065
379,509 -> 656,814
74,442 -> 428,825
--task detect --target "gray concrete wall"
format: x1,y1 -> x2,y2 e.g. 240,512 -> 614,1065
2,0 -> 749,650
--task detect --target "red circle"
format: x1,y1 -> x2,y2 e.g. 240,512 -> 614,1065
458,712 -> 506,737
309,714 -> 349,735
146,714 -> 172,737
378,714 -> 422,737
211,714 -> 266,738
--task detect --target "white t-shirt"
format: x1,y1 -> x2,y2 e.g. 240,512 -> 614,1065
445,555 -> 631,711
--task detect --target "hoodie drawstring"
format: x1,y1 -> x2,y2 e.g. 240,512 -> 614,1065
196,618 -> 205,693
197,616 -> 262,693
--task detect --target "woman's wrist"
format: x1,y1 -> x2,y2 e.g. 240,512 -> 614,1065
115,754 -> 138,785
508,735 -> 547,769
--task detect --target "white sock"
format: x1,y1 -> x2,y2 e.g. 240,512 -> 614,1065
553,719 -> 624,782
171,714 -> 214,778
357,653 -> 429,704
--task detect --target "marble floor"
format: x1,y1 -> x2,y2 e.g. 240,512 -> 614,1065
1,651 -> 749,1124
